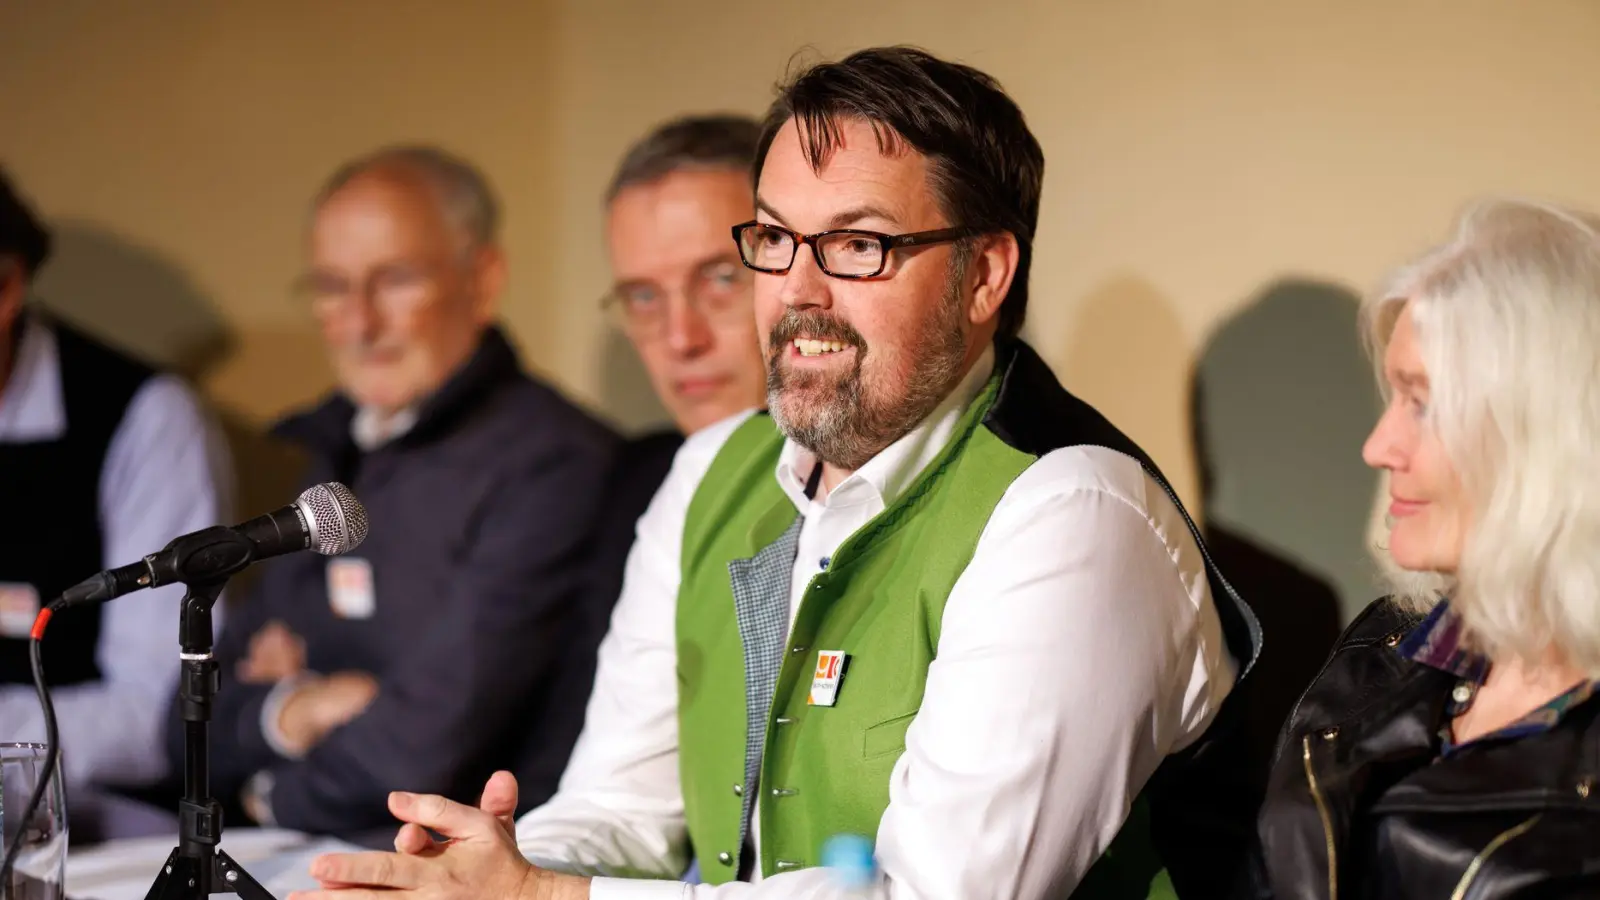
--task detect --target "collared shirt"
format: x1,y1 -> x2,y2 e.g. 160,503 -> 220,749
1396,600 -> 1598,755
351,404 -> 419,451
0,313 -> 231,787
514,345 -> 1237,899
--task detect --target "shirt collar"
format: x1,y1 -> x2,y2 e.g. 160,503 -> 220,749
1400,598 -> 1600,753
774,344 -> 996,512
0,311 -> 65,443
350,404 -> 419,451
285,326 -> 521,457
1395,599 -> 1490,683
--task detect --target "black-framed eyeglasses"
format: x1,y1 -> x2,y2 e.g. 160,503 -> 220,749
732,221 -> 975,279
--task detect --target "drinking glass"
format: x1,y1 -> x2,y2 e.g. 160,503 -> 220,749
0,743 -> 67,900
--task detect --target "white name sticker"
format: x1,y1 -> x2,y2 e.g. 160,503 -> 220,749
0,583 -> 41,639
808,650 -> 848,707
326,558 -> 376,620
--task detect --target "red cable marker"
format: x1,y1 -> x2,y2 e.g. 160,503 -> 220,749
30,607 -> 53,641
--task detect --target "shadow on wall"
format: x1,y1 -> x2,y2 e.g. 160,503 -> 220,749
1194,277 -> 1383,624
35,220 -> 233,377
1059,275 -> 1346,792
596,325 -> 672,435
1058,276 -> 1193,503
31,221 -> 310,543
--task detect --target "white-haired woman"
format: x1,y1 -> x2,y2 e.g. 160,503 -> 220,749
1246,199 -> 1600,899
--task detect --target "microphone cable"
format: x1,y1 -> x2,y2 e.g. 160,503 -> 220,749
0,601 -> 65,898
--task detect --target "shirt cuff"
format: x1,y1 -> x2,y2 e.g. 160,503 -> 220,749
589,878 -> 691,900
243,769 -> 277,826
259,673 -> 315,760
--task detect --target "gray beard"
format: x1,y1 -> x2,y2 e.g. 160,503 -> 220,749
767,269 -> 970,472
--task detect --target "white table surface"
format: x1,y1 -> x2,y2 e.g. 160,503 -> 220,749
66,828 -> 362,900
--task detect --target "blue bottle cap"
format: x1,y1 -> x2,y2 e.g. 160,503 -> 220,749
821,833 -> 877,889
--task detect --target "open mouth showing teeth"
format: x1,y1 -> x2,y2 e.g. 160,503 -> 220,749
793,338 -> 853,357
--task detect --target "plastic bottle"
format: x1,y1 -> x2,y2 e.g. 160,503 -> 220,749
821,833 -> 878,895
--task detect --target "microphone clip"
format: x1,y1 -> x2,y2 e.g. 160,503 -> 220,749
158,526 -> 259,589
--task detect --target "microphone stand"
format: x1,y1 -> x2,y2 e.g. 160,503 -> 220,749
143,577 -> 272,900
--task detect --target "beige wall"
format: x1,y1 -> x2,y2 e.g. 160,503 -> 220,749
0,0 -> 560,420
4,0 -> 1599,616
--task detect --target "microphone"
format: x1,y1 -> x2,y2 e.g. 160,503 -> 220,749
55,482 -> 369,609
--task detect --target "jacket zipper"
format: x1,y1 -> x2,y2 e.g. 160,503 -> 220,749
1449,814 -> 1541,900
1302,734 -> 1337,900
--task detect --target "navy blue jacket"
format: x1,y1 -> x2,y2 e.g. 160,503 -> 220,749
504,429 -> 683,814
192,327 -> 618,836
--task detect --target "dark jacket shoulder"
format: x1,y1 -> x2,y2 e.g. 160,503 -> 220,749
1338,596 -> 1424,647
1248,596 -> 1600,899
270,328 -> 616,468
1272,597 -> 1425,758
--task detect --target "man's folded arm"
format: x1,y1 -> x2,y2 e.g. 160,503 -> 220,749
265,447 -> 613,835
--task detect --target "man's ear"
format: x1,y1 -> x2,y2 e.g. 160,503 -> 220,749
966,232 -> 1019,328
469,245 -> 507,324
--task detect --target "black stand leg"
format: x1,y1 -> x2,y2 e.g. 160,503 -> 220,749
142,580 -> 274,900
144,847 -> 273,900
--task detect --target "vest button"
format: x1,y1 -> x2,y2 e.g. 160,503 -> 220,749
717,851 -> 733,866
791,645 -> 807,654
732,783 -> 743,797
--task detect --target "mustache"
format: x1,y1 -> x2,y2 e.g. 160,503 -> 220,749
768,309 -> 867,351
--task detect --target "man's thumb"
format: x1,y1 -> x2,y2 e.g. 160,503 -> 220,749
479,770 -> 520,823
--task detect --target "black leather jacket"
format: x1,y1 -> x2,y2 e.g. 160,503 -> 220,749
1241,598 -> 1600,899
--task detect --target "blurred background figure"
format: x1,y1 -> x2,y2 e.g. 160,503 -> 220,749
0,167 -> 231,793
573,112 -> 766,639
192,145 -> 618,838
506,113 -> 766,819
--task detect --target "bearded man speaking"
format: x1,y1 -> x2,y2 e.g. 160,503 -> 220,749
295,46 -> 1261,900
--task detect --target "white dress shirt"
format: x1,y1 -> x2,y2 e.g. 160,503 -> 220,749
0,313 -> 232,787
515,346 -> 1237,899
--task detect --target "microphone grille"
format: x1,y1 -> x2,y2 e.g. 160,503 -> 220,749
295,482 -> 370,555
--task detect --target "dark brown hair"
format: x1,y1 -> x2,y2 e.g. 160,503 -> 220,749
607,113 -> 762,203
754,46 -> 1045,339
0,168 -> 52,275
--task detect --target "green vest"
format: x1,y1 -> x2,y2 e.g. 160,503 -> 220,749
674,341 -> 1257,896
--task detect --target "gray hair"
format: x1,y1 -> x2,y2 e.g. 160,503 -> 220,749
1362,197 -> 1600,674
312,144 -> 500,251
605,114 -> 761,203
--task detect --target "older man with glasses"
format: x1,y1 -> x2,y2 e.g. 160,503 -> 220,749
193,145 -> 618,839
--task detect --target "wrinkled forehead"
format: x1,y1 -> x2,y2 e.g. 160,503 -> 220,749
606,168 -> 751,277
310,170 -> 462,262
